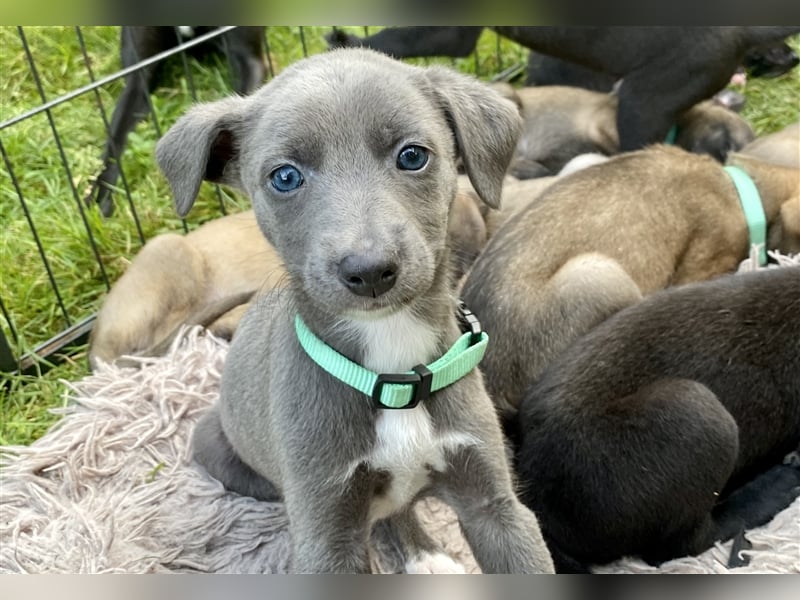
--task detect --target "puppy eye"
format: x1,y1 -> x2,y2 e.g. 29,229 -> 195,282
269,164 -> 304,193
396,145 -> 429,171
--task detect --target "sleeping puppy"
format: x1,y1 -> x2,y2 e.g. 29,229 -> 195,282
88,209 -> 286,370
156,48 -> 554,573
512,265 -> 800,572
491,83 -> 754,178
327,26 -> 799,151
740,121 -> 800,169
460,146 -> 800,416
89,190 -> 488,370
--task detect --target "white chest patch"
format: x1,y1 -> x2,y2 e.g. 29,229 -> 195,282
346,309 -> 477,522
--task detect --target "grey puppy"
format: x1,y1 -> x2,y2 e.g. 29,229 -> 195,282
155,48 -> 554,574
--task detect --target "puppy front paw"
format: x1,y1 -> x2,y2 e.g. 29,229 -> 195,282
405,552 -> 467,574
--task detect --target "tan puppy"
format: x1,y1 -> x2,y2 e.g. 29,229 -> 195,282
458,154 -> 612,244
88,209 -> 286,369
89,192 -> 488,368
740,121 -> 800,169
460,145 -> 800,415
492,83 -> 755,178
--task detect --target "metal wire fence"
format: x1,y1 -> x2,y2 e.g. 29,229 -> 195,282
0,26 -> 526,375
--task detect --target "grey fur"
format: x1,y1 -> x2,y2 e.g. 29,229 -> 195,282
155,48 -> 553,574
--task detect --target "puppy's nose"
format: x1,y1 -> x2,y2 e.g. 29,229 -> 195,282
338,254 -> 398,298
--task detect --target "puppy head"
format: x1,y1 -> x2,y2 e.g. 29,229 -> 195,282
156,48 -> 520,318
675,101 -> 755,163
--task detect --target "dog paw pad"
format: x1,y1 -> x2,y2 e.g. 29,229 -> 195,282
405,552 -> 466,574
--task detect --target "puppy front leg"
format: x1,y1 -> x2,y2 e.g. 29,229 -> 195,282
283,473 -> 373,573
441,449 -> 555,574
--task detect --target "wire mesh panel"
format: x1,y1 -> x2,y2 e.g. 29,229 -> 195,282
0,26 -> 527,375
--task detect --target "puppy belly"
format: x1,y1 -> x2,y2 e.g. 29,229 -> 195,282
367,407 -> 476,522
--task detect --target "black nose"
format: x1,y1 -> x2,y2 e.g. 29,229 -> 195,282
338,254 -> 398,298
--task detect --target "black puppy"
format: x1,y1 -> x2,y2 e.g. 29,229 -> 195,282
87,26 -> 266,217
328,26 -> 800,151
525,40 -> 799,89
511,266 -> 800,572
743,41 -> 800,78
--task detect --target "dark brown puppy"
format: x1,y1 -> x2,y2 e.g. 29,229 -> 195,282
513,265 -> 800,572
460,147 -> 800,416
328,26 -> 799,151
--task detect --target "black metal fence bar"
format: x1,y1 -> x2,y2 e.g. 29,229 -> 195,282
1,25 -> 249,375
1,26 -> 527,377
172,27 -> 228,217
0,295 -> 19,372
0,137 -> 72,327
0,329 -> 15,373
299,26 -> 309,57
75,26 -> 147,246
0,26 -> 239,134
18,26 -> 112,292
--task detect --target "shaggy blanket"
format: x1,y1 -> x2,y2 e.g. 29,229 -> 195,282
1,250 -> 798,574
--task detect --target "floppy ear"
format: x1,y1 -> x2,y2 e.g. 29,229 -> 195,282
424,67 -> 522,208
773,195 -> 800,254
155,95 -> 250,217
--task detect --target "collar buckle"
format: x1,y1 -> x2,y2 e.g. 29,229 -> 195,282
457,300 -> 482,345
372,364 -> 432,409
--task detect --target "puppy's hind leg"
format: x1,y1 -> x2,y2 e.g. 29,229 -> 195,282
192,405 -> 282,501
542,252 -> 643,364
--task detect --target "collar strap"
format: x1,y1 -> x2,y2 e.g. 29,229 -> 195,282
664,125 -> 678,145
724,165 -> 767,266
294,303 -> 489,409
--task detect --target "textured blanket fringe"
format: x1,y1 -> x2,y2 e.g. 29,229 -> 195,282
2,253 -> 799,573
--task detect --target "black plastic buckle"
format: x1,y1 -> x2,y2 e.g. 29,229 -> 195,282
457,300 -> 483,345
372,364 -> 432,409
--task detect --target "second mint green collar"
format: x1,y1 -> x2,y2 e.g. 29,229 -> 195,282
294,304 -> 488,409
724,165 -> 767,266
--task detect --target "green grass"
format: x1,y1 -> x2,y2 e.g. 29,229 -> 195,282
0,27 -> 798,447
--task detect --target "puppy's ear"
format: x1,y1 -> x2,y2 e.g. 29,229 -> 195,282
156,95 -> 250,217
424,67 -> 522,208
773,195 -> 800,254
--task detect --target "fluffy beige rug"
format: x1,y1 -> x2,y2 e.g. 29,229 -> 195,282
1,250 -> 798,574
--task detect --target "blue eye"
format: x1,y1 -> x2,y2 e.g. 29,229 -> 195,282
269,164 -> 304,193
396,145 -> 429,171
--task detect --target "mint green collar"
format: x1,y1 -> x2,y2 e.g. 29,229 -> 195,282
664,125 -> 678,145
294,306 -> 489,409
724,165 -> 768,266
